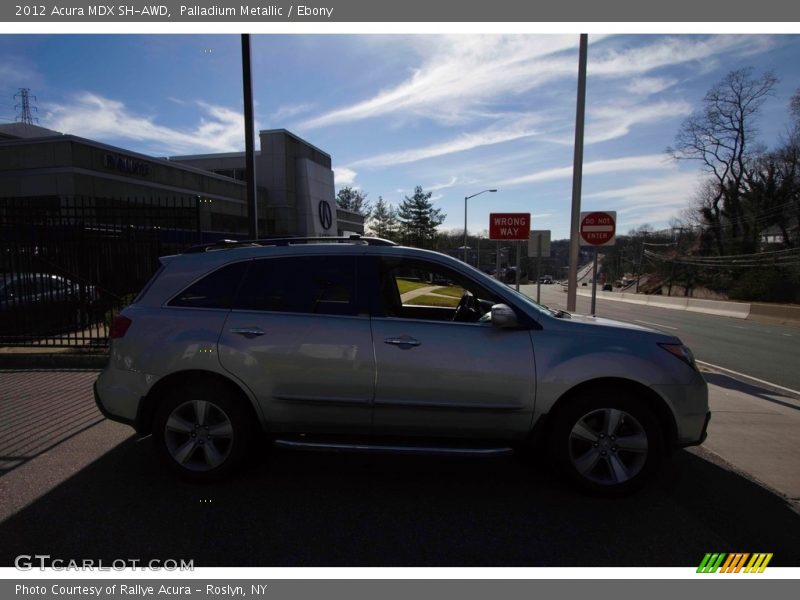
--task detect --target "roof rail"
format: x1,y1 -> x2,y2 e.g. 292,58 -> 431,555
182,234 -> 397,254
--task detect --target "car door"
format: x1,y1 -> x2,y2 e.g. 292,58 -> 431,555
218,254 -> 374,434
368,256 -> 536,439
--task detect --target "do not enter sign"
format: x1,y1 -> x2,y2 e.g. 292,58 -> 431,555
579,211 -> 616,246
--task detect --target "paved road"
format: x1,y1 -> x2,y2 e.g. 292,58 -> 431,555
522,284 -> 800,393
1,370 -> 799,567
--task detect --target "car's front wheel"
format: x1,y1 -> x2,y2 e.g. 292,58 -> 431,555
548,392 -> 664,494
153,381 -> 251,481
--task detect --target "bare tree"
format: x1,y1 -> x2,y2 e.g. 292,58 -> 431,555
668,68 -> 778,254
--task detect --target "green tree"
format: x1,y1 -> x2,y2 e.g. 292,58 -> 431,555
367,196 -> 399,240
336,186 -> 372,218
397,186 -> 446,248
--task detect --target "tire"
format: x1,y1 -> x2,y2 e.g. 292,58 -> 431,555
153,380 -> 252,481
547,391 -> 664,495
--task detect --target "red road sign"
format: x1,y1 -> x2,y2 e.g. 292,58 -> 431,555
489,213 -> 530,241
579,211 -> 616,246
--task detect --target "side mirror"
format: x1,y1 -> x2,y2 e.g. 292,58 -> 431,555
490,303 -> 518,328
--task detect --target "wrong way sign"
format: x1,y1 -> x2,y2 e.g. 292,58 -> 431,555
579,211 -> 616,246
489,213 -> 530,241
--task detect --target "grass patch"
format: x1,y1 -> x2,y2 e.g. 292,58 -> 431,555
407,294 -> 460,308
431,286 -> 466,299
396,278 -> 433,294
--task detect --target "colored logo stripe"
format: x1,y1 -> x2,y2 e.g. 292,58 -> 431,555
745,553 -> 773,573
697,553 -> 773,573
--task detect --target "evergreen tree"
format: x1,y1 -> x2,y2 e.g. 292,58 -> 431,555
397,186 -> 446,248
335,186 -> 371,218
368,196 -> 399,240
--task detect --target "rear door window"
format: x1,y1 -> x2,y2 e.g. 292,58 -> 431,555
234,255 -> 358,316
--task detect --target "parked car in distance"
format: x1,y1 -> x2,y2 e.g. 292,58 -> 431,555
603,283 -> 613,291
95,236 -> 709,494
0,272 -> 99,341
538,275 -> 554,284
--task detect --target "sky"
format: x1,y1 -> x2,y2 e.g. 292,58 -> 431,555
1,33 -> 799,240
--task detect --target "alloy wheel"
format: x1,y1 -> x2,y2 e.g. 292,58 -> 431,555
163,399 -> 235,472
567,408 -> 649,486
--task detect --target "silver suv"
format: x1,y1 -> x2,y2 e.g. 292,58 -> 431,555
95,237 -> 709,493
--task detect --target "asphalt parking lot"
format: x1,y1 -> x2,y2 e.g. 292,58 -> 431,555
1,368 -> 799,567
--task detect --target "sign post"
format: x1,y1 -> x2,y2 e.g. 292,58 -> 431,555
579,211 -> 616,316
529,230 -> 551,303
489,213 -> 531,292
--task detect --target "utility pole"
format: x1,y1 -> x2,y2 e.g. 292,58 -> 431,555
241,35 -> 258,239
566,34 -> 588,312
14,88 -> 38,124
636,230 -> 649,293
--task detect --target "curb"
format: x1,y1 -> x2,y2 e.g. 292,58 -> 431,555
0,352 -> 109,370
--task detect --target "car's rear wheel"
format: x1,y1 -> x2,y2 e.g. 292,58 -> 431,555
548,391 -> 664,494
153,381 -> 251,481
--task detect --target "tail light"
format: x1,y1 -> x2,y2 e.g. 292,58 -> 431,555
110,315 -> 132,339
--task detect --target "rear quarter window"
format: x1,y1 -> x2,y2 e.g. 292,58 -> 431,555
168,261 -> 250,309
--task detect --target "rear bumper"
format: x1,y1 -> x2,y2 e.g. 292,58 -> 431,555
94,366 -> 151,434
93,380 -> 137,429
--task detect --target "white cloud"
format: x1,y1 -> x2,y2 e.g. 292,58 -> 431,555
333,166 -> 357,187
426,176 -> 459,191
43,92 -> 245,155
348,117 -> 541,169
300,36 -> 579,129
299,35 -> 773,131
624,77 -> 678,96
269,102 -> 316,123
589,35 -> 773,78
585,100 -> 692,144
501,154 -> 672,187
583,173 -> 702,231
585,173 -> 701,207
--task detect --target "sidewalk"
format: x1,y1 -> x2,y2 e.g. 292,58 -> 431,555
700,369 -> 800,505
0,346 -> 108,369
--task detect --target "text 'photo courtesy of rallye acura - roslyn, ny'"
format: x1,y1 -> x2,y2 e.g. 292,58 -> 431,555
94,236 -> 710,495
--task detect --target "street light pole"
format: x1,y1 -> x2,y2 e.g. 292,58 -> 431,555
464,189 -> 497,263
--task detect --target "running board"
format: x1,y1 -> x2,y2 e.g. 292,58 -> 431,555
273,439 -> 514,457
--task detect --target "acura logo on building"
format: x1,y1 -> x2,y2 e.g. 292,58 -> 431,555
318,200 -> 333,230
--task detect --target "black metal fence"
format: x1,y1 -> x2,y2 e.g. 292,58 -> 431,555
0,196 -> 202,347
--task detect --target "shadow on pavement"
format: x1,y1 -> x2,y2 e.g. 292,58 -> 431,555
1,437 -> 799,567
703,372 -> 800,410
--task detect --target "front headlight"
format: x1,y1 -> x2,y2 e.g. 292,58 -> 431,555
658,343 -> 698,370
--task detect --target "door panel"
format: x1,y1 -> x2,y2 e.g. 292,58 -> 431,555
371,318 -> 536,438
219,312 -> 374,433
217,254 -> 373,433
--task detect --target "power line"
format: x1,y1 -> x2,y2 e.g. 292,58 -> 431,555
644,247 -> 800,269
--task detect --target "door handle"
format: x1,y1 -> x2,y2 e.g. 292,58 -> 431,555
384,336 -> 421,348
229,327 -> 265,337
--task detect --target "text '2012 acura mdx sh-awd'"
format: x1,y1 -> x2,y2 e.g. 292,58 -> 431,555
95,236 -> 709,494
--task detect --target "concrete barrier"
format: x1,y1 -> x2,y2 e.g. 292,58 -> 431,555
748,303 -> 800,326
542,287 -> 798,325
687,298 -> 750,319
645,295 -> 691,311
576,289 -> 751,319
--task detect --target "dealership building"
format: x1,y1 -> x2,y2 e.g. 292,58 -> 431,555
0,123 -> 363,237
